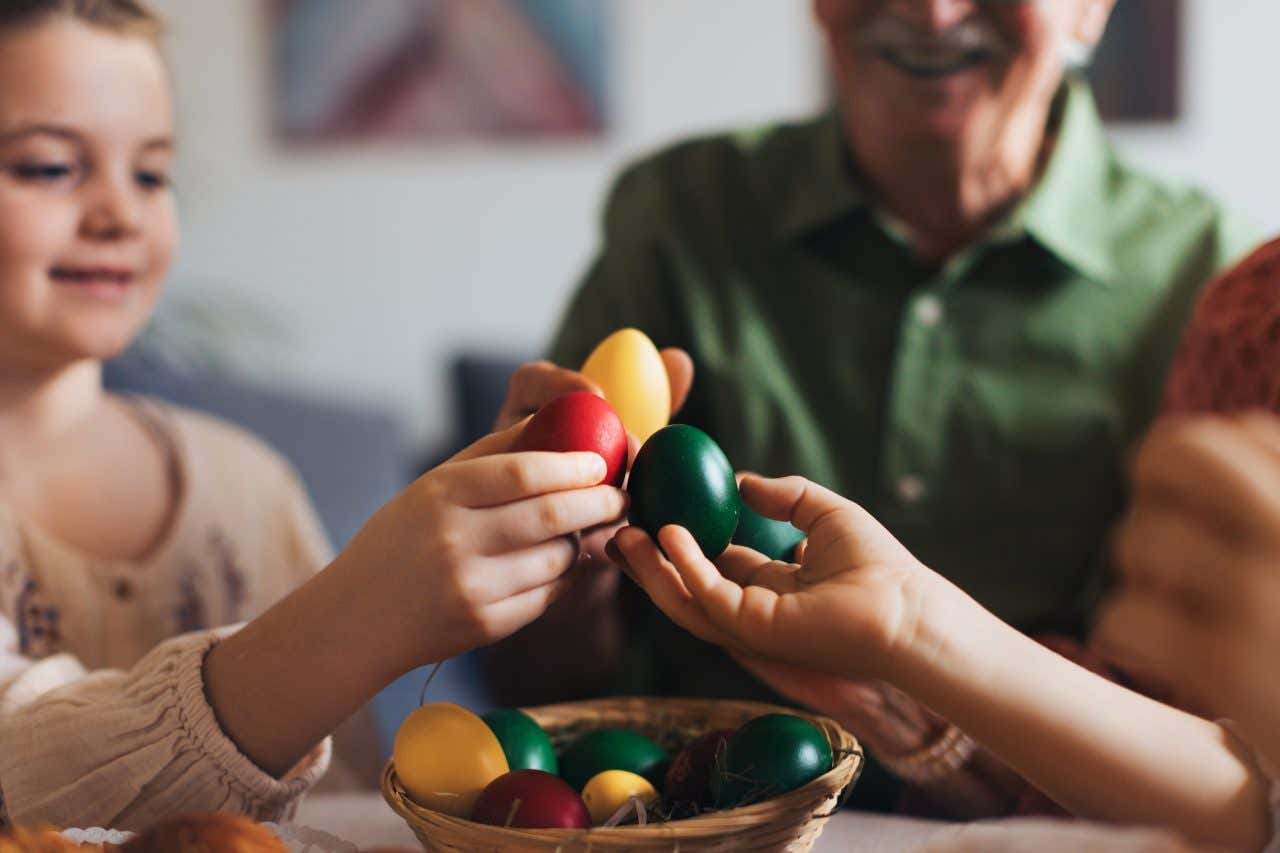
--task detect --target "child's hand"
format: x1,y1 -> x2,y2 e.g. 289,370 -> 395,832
493,351 -> 692,570
1097,413 -> 1280,762
336,420 -> 629,672
610,474 -> 939,683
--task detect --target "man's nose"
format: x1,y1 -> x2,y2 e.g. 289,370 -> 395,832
81,172 -> 142,240
884,0 -> 982,33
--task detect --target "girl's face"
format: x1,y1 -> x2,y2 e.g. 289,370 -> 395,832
0,18 -> 176,373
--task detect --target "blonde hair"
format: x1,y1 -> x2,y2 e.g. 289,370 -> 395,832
0,0 -> 164,43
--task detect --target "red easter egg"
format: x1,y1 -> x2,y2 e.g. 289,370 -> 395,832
470,769 -> 591,829
663,729 -> 734,814
513,392 -> 628,487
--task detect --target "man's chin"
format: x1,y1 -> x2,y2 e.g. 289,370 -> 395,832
843,73 -> 991,146
870,109 -> 978,153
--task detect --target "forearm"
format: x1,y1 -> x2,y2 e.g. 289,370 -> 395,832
203,554 -> 403,778
896,581 -> 1271,851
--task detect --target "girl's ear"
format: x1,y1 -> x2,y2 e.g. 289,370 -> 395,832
1073,0 -> 1118,49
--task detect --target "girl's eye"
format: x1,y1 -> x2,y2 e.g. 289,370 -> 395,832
136,169 -> 171,191
10,162 -> 75,183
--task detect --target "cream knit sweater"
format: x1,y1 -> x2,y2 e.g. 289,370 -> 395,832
0,400 -> 332,831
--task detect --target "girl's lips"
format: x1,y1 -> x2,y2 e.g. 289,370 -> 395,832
51,267 -> 137,286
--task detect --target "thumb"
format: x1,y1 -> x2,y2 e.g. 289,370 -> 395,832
739,475 -> 911,572
661,348 -> 694,416
447,416 -> 531,463
738,475 -> 856,534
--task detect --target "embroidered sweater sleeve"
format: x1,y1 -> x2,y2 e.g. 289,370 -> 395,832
0,624 -> 330,832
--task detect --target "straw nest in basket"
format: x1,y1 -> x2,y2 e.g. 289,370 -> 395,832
382,696 -> 862,853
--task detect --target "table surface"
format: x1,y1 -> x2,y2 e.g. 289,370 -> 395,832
294,793 -> 955,851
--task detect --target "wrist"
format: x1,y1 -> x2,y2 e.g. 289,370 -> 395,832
888,572 -> 988,699
322,549 -> 425,679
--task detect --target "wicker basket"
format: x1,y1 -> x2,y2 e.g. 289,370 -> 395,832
381,696 -> 863,853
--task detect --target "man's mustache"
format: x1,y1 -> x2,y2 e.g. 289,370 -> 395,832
851,13 -> 1013,58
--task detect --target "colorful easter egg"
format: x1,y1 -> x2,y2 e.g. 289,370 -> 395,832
392,703 -> 509,817
731,501 -> 805,562
712,714 -> 833,809
512,391 -> 628,487
580,328 -> 670,443
627,425 -> 740,559
481,709 -> 559,775
470,770 -> 591,829
662,729 -> 734,813
581,770 -> 658,825
559,729 -> 669,792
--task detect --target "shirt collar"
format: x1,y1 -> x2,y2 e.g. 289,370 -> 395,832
1011,77 -> 1117,285
776,77 -> 1118,286
772,111 -> 866,240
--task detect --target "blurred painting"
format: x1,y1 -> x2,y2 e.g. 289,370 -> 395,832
271,0 -> 609,142
1088,0 -> 1182,122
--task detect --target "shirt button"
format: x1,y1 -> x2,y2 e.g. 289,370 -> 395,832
896,475 -> 927,504
914,295 -> 944,327
113,579 -> 133,601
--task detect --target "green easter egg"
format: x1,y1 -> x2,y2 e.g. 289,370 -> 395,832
559,729 -> 669,792
482,709 -> 558,774
731,501 -> 805,562
627,425 -> 740,559
713,714 -> 833,808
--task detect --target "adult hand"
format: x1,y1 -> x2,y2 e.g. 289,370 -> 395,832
735,655 -> 949,759
494,348 -> 694,430
1096,413 -> 1280,766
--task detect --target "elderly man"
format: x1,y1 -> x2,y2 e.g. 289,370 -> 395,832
487,0 -> 1257,811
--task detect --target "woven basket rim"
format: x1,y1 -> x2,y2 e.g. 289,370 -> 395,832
381,696 -> 863,845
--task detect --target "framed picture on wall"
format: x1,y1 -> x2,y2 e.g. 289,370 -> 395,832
1088,0 -> 1182,123
270,0 -> 610,143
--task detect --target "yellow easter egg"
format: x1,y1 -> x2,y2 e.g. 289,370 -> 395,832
581,328 -> 671,443
580,769 -> 658,825
392,702 -> 509,817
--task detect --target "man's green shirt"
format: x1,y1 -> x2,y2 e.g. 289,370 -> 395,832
551,79 -> 1256,696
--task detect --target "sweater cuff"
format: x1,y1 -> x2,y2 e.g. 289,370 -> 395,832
170,627 -> 331,820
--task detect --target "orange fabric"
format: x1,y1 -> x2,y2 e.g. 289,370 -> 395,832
1164,238 -> 1280,415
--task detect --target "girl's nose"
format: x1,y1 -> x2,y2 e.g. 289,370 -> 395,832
81,172 -> 142,240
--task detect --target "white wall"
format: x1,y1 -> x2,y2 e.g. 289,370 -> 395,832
1107,0 -> 1280,236
150,0 -> 825,446
151,0 -> 1280,448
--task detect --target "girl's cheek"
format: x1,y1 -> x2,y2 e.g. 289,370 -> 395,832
146,202 -> 179,282
0,193 -> 68,267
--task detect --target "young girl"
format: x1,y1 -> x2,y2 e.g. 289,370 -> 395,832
0,0 -> 626,832
611,467 -> 1275,851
